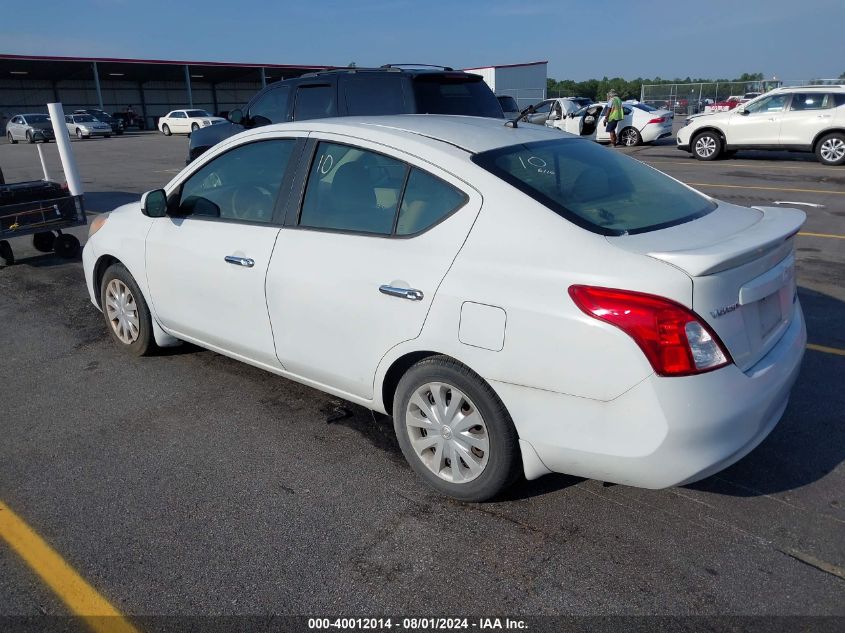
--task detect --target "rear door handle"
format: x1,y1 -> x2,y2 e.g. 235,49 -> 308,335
379,285 -> 424,301
224,255 -> 255,268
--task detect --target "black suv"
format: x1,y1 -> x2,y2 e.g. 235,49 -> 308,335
187,66 -> 504,163
74,109 -> 124,135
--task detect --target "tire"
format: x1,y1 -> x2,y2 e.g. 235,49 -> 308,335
43,139 -> 50,143
105,134 -> 111,139
619,127 -> 642,147
32,231 -> 56,253
191,123 -> 199,132
26,130 -> 34,144
815,132 -> 845,166
7,132 -> 17,144
100,262 -> 157,356
0,240 -> 14,265
692,131 -> 722,160
723,149 -> 738,158
76,128 -> 84,139
162,124 -> 171,136
393,356 -> 521,502
53,233 -> 80,259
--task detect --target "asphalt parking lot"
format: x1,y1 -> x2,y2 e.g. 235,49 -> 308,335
1,127 -> 843,628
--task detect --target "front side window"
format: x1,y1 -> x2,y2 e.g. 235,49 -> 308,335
472,138 -> 716,236
744,94 -> 789,113
293,85 -> 335,120
789,93 -> 830,111
178,140 -> 296,223
533,101 -> 552,114
173,112 -> 187,119
299,142 -> 407,234
344,77 -> 405,115
250,85 -> 291,123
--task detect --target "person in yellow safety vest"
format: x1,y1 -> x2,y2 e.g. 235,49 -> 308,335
603,90 -> 624,147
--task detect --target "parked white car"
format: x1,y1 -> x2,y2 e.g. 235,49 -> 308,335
525,97 -> 592,125
550,101 -> 674,146
64,114 -> 112,139
83,116 -> 806,501
677,86 -> 845,165
158,109 -> 226,136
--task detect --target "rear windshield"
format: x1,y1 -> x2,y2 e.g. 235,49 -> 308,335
632,103 -> 658,112
414,75 -> 503,118
472,138 -> 716,235
497,96 -> 519,111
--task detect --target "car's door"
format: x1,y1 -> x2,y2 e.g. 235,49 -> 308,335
266,137 -> 481,399
576,104 -> 603,140
145,136 -> 305,367
728,93 -> 790,146
175,111 -> 190,132
10,116 -> 22,139
778,92 -> 834,147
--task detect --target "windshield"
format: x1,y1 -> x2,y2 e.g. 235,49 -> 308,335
414,75 -> 503,118
633,103 -> 658,112
88,111 -> 113,121
25,114 -> 50,123
472,138 -> 716,236
185,110 -> 212,118
497,96 -> 519,112
74,115 -> 96,122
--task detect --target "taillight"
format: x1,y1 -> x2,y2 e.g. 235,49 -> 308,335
569,286 -> 731,377
647,117 -> 666,124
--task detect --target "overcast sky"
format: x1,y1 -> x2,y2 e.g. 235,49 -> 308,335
2,0 -> 843,81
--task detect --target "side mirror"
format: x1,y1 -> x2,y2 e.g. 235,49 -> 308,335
228,108 -> 244,124
738,108 -> 749,115
140,189 -> 168,218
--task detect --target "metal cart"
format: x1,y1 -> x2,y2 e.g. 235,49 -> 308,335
0,191 -> 86,265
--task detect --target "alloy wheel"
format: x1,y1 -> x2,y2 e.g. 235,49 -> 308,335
405,382 -> 490,484
695,135 -> 717,158
620,128 -> 639,146
820,137 -> 845,163
104,279 -> 140,344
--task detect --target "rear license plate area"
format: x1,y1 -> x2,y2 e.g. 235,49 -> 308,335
758,292 -> 782,338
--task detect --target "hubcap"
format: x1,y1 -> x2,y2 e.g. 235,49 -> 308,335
820,138 -> 845,162
695,135 -> 717,157
405,382 -> 490,484
105,279 -> 140,344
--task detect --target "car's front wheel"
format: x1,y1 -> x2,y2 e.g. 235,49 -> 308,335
816,132 -> 845,166
692,131 -> 722,160
191,123 -> 199,132
100,263 -> 157,356
393,356 -> 521,502
162,124 -> 171,136
76,128 -> 84,139
26,130 -> 34,143
619,127 -> 642,146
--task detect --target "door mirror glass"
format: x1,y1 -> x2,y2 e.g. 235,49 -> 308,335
228,108 -> 244,124
141,189 -> 168,217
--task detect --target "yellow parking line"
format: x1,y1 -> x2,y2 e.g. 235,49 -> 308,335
0,501 -> 140,633
687,182 -> 845,196
798,231 -> 845,240
807,343 -> 845,357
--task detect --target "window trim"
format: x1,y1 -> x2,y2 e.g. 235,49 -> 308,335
170,137 -> 306,227
288,138 -> 470,240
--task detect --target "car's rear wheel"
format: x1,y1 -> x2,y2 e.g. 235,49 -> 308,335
162,124 -> 171,136
619,127 -> 642,146
692,131 -> 722,160
7,132 -> 16,144
393,356 -> 521,502
816,132 -> 845,166
100,263 -> 156,356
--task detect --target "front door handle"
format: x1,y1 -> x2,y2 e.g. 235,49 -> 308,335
224,255 -> 255,268
379,285 -> 424,301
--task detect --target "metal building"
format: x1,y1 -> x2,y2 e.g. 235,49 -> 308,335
462,61 -> 548,109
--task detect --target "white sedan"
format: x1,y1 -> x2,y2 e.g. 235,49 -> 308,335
83,115 -> 806,501
550,101 -> 674,146
158,109 -> 226,136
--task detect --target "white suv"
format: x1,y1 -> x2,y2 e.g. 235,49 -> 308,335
677,86 -> 845,166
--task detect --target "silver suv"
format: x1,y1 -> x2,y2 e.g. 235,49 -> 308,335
676,86 -> 845,166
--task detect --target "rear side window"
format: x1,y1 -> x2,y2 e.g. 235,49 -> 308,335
413,75 -> 503,118
833,93 -> 845,107
250,85 -> 291,123
472,138 -> 716,236
293,85 -> 335,120
497,96 -> 519,112
396,169 -> 466,235
789,93 -> 830,111
344,77 -> 406,115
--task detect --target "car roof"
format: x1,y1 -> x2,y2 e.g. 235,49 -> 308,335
263,114 -> 567,154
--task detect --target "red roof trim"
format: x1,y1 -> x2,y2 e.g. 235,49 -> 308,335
0,53 -> 334,70
462,61 -> 548,71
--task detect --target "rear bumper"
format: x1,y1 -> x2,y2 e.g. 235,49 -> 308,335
498,302 -> 806,488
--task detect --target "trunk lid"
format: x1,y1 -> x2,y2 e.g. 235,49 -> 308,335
607,202 -> 805,372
